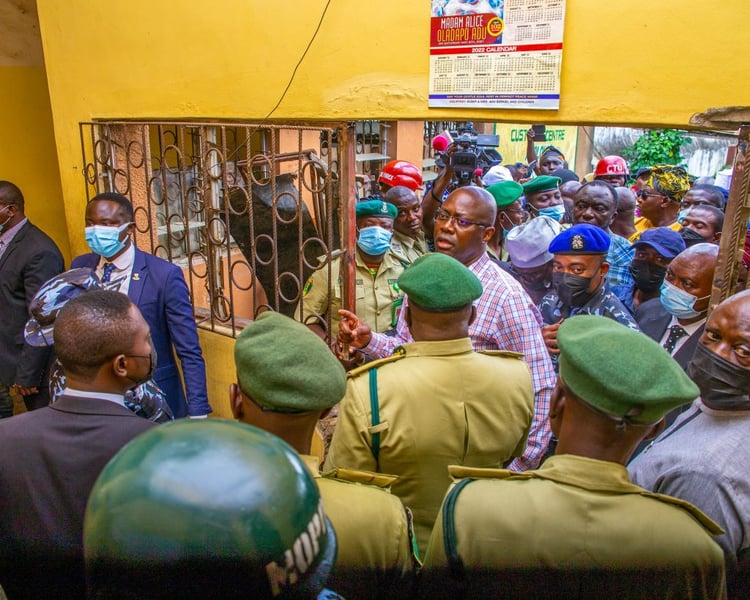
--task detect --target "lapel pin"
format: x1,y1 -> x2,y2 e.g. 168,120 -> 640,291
132,273 -> 140,281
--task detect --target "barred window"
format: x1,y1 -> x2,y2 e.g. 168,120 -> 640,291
79,121 -> 352,337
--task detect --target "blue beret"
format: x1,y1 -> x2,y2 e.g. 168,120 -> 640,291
355,200 -> 397,220
549,223 -> 610,255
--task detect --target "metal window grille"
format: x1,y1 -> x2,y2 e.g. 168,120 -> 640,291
79,121 -> 357,338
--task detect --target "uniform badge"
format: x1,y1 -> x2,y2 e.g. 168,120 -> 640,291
302,277 -> 313,296
132,273 -> 140,281
381,203 -> 389,213
571,234 -> 585,251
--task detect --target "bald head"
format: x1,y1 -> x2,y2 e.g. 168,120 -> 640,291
453,186 -> 497,224
434,186 -> 496,265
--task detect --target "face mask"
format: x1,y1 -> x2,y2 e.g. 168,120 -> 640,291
659,279 -> 709,319
357,226 -> 393,256
552,272 -> 597,307
677,209 -> 690,224
679,227 -> 705,248
688,343 -> 750,410
629,259 -> 667,294
85,223 -> 130,258
125,346 -> 157,388
537,205 -> 565,222
0,206 -> 12,232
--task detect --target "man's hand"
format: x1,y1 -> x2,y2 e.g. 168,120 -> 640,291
542,319 -> 564,355
337,309 -> 372,350
12,384 -> 38,396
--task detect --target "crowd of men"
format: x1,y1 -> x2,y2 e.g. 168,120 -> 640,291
0,137 -> 747,599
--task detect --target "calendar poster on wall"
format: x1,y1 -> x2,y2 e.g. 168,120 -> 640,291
429,0 -> 566,110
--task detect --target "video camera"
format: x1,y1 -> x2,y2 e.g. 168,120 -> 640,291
445,123 -> 502,185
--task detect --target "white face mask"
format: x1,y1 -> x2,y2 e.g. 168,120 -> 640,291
0,206 -> 12,231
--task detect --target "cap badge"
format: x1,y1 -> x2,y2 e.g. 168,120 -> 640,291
571,234 -> 585,251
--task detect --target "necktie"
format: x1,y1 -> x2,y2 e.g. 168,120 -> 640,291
101,262 -> 116,284
663,324 -> 688,355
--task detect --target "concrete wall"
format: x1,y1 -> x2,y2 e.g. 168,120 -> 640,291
0,0 -> 70,263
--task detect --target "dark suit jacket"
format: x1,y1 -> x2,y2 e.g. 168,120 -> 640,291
635,297 -> 704,371
72,248 -> 210,417
0,395 -> 156,599
0,221 -> 64,393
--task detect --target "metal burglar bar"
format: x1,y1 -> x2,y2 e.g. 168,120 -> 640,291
79,121 -> 352,338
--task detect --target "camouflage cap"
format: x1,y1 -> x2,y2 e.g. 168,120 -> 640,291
24,268 -> 102,347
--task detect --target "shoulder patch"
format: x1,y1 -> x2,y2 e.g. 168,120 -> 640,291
321,467 -> 398,489
478,350 -> 525,360
347,351 -> 406,377
302,277 -> 313,296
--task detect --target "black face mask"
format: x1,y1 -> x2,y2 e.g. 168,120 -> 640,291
125,347 -> 157,388
629,259 -> 668,294
688,343 -> 750,410
552,272 -> 597,307
680,227 -> 705,248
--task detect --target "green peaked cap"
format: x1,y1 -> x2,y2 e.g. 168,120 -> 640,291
398,252 -> 483,312
557,315 -> 699,425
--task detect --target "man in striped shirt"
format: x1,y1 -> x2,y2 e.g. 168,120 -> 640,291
339,186 -> 556,471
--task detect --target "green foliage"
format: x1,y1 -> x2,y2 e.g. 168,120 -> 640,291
623,129 -> 692,175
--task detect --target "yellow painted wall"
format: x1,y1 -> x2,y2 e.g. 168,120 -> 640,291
33,0 -> 750,415
0,1 -> 70,263
198,329 -> 236,419
36,0 -> 750,256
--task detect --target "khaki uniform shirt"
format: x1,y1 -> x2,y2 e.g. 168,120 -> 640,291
298,249 -> 405,334
390,231 -> 428,266
422,454 -> 726,600
301,455 -> 416,599
323,338 -> 534,556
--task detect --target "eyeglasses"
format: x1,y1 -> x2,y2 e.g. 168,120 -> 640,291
435,208 -> 491,229
636,190 -> 666,201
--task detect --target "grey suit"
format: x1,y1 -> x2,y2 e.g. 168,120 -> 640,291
0,395 -> 156,598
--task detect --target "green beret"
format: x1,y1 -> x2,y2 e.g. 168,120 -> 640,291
486,181 -> 523,208
557,315 -> 699,425
522,175 -> 561,196
398,253 -> 482,312
234,311 -> 346,412
355,199 -> 397,220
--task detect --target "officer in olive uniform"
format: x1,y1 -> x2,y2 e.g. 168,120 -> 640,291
84,419 -> 339,599
420,315 -> 726,600
230,310 -> 417,599
324,253 -> 535,556
384,185 -> 429,266
298,200 -> 406,337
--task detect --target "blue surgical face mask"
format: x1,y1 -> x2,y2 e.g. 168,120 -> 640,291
659,279 -> 709,319
677,209 -> 690,224
537,205 -> 565,222
85,223 -> 131,258
357,225 -> 393,256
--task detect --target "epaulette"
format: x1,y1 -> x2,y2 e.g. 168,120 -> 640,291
347,348 -> 407,377
321,467 -> 399,489
640,490 -> 724,535
448,465 -> 518,481
477,350 -> 525,360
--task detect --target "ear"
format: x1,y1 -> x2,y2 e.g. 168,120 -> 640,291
644,418 -> 666,442
482,225 -> 496,243
599,260 -> 610,277
548,381 -> 566,438
112,354 -> 129,378
468,305 -> 477,327
229,383 -> 244,420
713,231 -> 722,243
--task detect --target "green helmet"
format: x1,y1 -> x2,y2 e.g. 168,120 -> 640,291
84,419 -> 337,599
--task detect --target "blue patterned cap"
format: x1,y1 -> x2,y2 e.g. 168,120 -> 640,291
24,268 -> 102,347
549,223 -> 611,255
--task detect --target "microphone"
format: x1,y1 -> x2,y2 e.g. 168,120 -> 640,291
432,134 -> 451,153
474,168 -> 483,179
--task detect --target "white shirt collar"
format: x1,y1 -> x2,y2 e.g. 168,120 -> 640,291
62,387 -> 126,407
